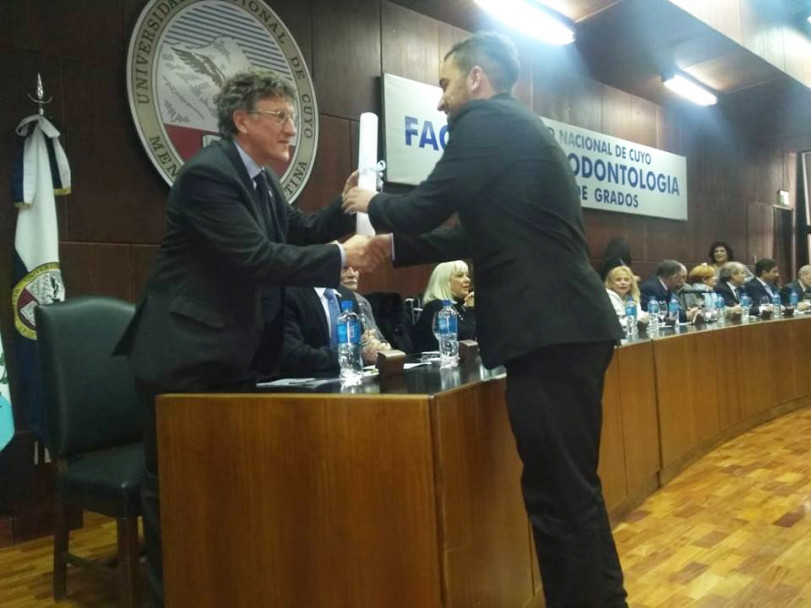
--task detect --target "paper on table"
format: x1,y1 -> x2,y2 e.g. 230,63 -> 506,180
356,112 -> 378,236
256,377 -> 337,388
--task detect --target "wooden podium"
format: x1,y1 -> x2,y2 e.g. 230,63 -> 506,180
157,363 -> 542,608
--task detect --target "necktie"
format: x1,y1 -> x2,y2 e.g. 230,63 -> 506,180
734,287 -> 741,302
253,172 -> 281,240
324,288 -> 340,345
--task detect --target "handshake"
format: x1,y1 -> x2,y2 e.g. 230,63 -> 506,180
342,233 -> 392,274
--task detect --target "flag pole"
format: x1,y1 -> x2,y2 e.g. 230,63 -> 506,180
27,73 -> 51,116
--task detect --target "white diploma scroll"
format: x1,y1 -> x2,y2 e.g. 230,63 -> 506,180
356,112 -> 379,235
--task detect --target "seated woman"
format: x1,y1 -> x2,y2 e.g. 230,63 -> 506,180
414,261 -> 476,352
684,263 -> 717,309
708,241 -> 752,280
604,265 -> 649,323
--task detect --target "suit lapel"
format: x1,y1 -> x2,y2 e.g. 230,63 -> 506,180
304,289 -> 330,344
220,140 -> 272,234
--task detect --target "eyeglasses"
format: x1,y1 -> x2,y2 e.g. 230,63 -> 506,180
248,109 -> 298,126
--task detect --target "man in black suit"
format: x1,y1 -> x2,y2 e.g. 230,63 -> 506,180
115,71 -> 379,607
779,264 -> 811,310
714,261 -> 748,307
344,33 -> 626,608
639,260 -> 698,322
281,285 -> 387,376
745,258 -> 780,308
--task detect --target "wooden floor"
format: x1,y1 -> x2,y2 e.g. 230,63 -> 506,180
1,407 -> 810,607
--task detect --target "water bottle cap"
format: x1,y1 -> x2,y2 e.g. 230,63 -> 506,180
340,300 -> 353,311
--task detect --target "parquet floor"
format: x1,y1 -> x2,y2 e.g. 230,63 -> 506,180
1,407 -> 810,607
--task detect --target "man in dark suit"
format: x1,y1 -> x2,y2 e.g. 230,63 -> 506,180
281,285 -> 386,376
779,264 -> 811,310
115,70 -> 379,607
745,258 -> 780,309
715,261 -> 748,307
639,260 -> 697,322
343,33 -> 626,608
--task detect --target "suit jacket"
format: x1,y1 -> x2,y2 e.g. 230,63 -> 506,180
368,94 -> 622,368
115,138 -> 354,390
281,286 -> 358,376
639,277 -> 687,322
744,278 -> 778,306
779,279 -> 811,306
714,282 -> 742,307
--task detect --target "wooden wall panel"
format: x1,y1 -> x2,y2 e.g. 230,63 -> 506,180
792,318 -> 811,397
599,357 -> 628,511
433,380 -> 534,608
63,62 -> 167,244
60,243 -> 132,301
313,0 -> 381,119
739,323 -> 771,417
295,115 -> 352,215
714,326 -> 745,430
160,394 -> 442,608
616,341 -> 659,495
381,2 -> 440,85
768,319 -> 796,405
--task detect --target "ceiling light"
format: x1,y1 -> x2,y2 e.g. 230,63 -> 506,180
663,73 -> 718,106
474,0 -> 575,46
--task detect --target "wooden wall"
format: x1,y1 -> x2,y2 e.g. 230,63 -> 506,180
0,0 -> 799,463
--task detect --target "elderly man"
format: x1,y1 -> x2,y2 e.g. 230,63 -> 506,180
115,70 -> 379,606
715,261 -> 749,307
343,32 -> 626,608
779,264 -> 811,311
640,260 -> 701,322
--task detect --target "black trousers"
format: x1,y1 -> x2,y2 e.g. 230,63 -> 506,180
135,377 -> 254,608
504,341 -> 627,608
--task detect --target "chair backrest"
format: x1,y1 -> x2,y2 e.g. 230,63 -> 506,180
362,291 -> 415,354
35,295 -> 141,458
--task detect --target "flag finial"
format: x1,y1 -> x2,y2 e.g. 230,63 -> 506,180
28,73 -> 52,116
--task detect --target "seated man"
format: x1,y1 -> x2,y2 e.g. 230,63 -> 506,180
715,261 -> 749,307
779,264 -> 811,311
339,266 -> 390,348
639,260 -> 700,322
281,283 -> 388,376
744,258 -> 780,310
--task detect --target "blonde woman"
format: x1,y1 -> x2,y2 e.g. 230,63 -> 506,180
605,265 -> 649,324
414,261 -> 476,352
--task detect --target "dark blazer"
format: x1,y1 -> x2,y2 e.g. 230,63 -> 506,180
714,282 -> 742,307
368,94 -> 621,368
413,298 -> 476,353
115,138 -> 354,390
639,277 -> 687,322
281,286 -> 358,376
779,280 -> 810,305
744,278 -> 778,306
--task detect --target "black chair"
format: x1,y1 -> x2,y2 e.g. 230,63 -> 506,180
36,295 -> 143,607
363,291 -> 416,353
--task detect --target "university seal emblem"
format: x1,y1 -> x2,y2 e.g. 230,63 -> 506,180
126,0 -> 318,202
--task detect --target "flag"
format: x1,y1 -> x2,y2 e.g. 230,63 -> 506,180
0,339 -> 12,453
10,115 -> 70,445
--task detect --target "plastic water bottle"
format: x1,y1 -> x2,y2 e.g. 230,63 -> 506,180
647,300 -> 659,331
434,300 -> 459,368
714,293 -> 726,324
740,293 -> 751,322
702,293 -> 716,322
771,293 -> 782,318
337,300 -> 363,386
668,296 -> 679,323
625,299 -> 637,336
789,289 -> 799,308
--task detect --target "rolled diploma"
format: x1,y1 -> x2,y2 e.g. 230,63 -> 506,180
356,112 -> 377,235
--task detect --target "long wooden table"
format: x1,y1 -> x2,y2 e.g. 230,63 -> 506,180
157,315 -> 811,607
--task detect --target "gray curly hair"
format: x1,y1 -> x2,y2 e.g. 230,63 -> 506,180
213,70 -> 297,136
